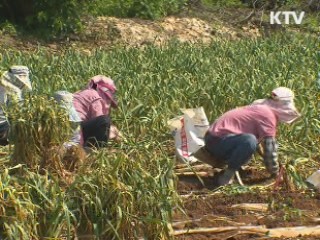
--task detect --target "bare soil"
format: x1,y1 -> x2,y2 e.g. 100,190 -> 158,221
173,165 -> 320,240
0,6 -> 265,53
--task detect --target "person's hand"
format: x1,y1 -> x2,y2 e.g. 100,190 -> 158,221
109,125 -> 123,142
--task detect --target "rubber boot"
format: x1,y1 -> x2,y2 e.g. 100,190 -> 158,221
218,168 -> 236,186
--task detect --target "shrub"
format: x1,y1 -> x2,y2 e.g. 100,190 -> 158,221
0,0 -> 187,37
240,0 -> 294,8
94,0 -> 187,20
0,0 -> 92,38
202,0 -> 243,8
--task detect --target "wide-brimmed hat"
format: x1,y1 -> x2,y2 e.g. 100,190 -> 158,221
0,66 -> 32,100
88,75 -> 118,108
53,91 -> 82,122
1,65 -> 32,91
271,87 -> 294,102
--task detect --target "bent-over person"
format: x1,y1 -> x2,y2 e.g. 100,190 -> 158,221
203,87 -> 300,187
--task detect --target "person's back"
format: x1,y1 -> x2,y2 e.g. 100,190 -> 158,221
53,91 -> 82,147
204,87 -> 300,187
209,104 -> 278,141
73,88 -> 111,122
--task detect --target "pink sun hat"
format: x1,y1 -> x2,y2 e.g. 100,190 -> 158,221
87,75 -> 118,108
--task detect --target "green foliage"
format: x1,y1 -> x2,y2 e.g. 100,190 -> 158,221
0,0 -> 187,37
0,145 -> 177,239
300,14 -> 320,33
0,168 -> 75,239
21,171 -> 74,239
1,33 -> 318,150
0,21 -> 17,36
190,0 -> 317,11
0,0 -> 92,38
29,0 -> 93,37
68,148 -> 176,239
241,0 -> 297,8
93,0 -> 187,19
0,169 -> 38,240
202,0 -> 243,8
0,32 -> 319,238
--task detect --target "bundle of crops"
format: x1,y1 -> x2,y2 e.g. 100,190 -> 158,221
0,169 -> 38,239
6,94 -> 72,174
0,168 -> 76,239
67,145 -> 178,239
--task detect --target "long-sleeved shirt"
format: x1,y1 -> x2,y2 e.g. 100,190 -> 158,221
208,104 -> 279,174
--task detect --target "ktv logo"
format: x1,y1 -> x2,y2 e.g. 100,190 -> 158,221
270,11 -> 305,25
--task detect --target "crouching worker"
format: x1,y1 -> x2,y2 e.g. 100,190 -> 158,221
53,91 -> 87,171
203,87 -> 300,187
73,75 -> 120,148
0,66 -> 32,145
53,91 -> 82,146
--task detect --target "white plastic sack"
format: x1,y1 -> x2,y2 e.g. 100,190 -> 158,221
306,170 -> 320,190
168,107 -> 210,163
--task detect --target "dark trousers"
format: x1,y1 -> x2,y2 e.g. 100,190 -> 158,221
0,121 -> 9,146
81,115 -> 111,148
204,132 -> 258,170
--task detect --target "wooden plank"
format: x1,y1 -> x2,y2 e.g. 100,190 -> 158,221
173,225 -> 320,238
231,203 -> 268,212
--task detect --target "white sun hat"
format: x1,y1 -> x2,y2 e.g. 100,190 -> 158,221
0,66 -> 32,100
1,66 -> 32,91
252,87 -> 300,124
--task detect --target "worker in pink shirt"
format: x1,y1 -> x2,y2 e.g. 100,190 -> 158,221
73,75 -> 120,148
204,87 -> 300,187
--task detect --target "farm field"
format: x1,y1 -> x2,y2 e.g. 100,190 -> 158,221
0,25 -> 319,239
174,163 -> 320,239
